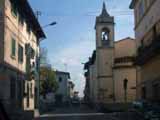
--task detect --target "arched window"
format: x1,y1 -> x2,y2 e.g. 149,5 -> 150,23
101,28 -> 110,41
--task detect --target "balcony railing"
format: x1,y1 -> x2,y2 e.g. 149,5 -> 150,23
114,56 -> 135,64
136,35 -> 160,65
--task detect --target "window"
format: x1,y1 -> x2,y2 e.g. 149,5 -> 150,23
153,84 -> 160,101
30,83 -> 33,98
11,38 -> 16,57
101,28 -> 109,41
101,28 -> 110,46
19,15 -> 24,26
18,44 -> 23,63
11,2 -> 17,17
59,77 -> 62,83
142,87 -> 146,99
27,25 -> 31,35
139,0 -> 145,19
10,76 -> 16,99
27,83 -> 30,107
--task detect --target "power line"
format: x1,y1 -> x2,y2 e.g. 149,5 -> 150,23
38,9 -> 133,18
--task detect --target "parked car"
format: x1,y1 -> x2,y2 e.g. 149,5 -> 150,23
132,100 -> 147,109
132,101 -> 160,120
143,104 -> 160,120
71,97 -> 80,106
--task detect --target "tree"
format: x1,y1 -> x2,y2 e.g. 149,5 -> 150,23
40,67 -> 58,98
40,47 -> 49,65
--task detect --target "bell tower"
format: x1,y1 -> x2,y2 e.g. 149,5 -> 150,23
95,2 -> 114,48
95,2 -> 115,103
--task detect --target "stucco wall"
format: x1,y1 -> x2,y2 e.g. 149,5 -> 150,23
4,0 -> 39,73
137,55 -> 160,100
89,64 -> 98,103
0,0 -> 4,62
96,24 -> 115,48
55,73 -> 69,102
113,38 -> 137,103
132,0 -> 160,102
97,48 -> 114,76
23,80 -> 35,110
141,55 -> 160,83
0,0 -> 40,111
114,67 -> 136,103
115,38 -> 136,58
135,0 -> 160,46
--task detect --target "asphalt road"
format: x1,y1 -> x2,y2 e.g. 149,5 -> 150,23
36,104 -> 143,120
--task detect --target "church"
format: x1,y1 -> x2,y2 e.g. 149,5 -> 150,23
84,3 -> 137,108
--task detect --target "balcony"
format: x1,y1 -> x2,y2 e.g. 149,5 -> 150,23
114,56 -> 135,64
136,35 -> 160,65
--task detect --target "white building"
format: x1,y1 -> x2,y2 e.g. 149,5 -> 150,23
55,71 -> 71,102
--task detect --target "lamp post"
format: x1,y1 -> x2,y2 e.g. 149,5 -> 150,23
42,22 -> 57,28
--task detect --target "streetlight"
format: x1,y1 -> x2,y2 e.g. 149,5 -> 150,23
42,22 -> 57,28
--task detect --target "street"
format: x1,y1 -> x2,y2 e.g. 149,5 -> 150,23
36,104 -> 143,120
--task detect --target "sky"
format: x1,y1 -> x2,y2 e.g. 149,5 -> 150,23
28,0 -> 134,97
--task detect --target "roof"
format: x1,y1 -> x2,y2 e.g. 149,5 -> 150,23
115,37 -> 134,43
100,2 -> 110,17
84,50 -> 96,70
95,2 -> 114,28
114,37 -> 136,58
55,71 -> 71,79
90,50 -> 96,65
129,0 -> 137,9
10,0 -> 46,39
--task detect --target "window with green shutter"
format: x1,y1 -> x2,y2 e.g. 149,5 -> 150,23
11,3 -> 17,17
18,44 -> 24,63
11,38 -> 16,58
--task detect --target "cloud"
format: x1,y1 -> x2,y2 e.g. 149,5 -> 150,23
50,36 -> 95,97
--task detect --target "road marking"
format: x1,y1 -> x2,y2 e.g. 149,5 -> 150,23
40,113 -> 105,117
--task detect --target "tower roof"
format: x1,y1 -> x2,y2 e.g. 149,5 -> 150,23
100,2 -> 110,17
95,2 -> 114,27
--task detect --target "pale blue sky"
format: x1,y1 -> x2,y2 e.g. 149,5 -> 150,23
29,0 -> 134,97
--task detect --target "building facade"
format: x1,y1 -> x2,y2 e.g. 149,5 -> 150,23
0,0 -> 45,118
130,0 -> 160,102
95,2 -> 115,104
114,38 -> 137,103
68,81 -> 75,99
55,71 -> 71,102
84,3 -> 137,106
84,51 -> 97,104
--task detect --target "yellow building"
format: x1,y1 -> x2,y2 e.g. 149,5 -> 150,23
130,0 -> 160,102
0,0 -> 45,119
114,38 -> 137,103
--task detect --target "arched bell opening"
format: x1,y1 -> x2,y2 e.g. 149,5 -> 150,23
101,27 -> 110,46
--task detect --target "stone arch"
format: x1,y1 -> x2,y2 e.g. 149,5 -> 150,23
101,27 -> 110,41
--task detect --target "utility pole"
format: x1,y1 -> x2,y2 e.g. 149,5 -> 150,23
34,10 -> 42,114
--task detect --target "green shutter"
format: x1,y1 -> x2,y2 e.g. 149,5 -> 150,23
18,44 -> 23,63
11,2 -> 17,17
11,38 -> 16,57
